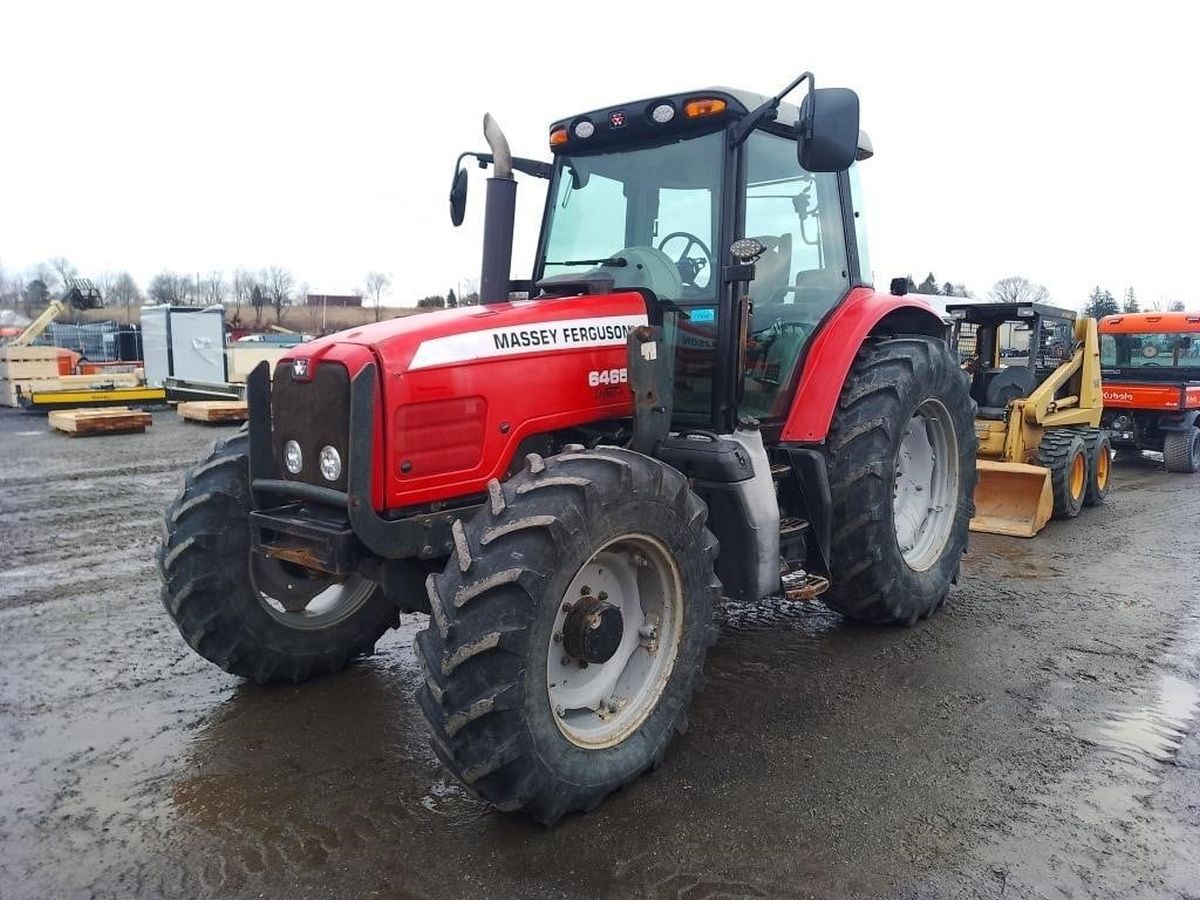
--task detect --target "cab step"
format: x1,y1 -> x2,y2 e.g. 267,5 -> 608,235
781,569 -> 831,601
780,516 -> 810,537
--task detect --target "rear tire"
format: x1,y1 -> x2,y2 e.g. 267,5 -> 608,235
1164,427 -> 1200,473
157,428 -> 399,683
1081,428 -> 1113,505
822,335 -> 977,626
413,447 -> 719,824
1035,431 -> 1088,519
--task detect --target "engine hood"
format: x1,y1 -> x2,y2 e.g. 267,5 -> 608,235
291,293 -> 649,377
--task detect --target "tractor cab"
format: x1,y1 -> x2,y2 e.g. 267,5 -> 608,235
452,81 -> 873,433
948,302 -> 1079,419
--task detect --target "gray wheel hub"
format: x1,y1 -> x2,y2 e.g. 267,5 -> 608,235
547,534 -> 683,749
893,398 -> 960,572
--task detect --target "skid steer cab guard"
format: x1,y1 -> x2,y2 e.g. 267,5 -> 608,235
160,73 -> 980,825
948,301 -> 1108,537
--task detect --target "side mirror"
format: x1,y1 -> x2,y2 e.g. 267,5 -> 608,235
798,87 -> 860,173
449,167 -> 468,226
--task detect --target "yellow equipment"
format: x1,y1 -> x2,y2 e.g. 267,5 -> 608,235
948,301 -> 1109,537
11,300 -> 69,346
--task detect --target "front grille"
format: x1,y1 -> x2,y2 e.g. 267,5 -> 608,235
271,361 -> 351,492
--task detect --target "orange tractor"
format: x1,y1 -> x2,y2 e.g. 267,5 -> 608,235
1099,311 -> 1200,472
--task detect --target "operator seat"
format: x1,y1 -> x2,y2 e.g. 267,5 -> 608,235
977,365 -> 1036,419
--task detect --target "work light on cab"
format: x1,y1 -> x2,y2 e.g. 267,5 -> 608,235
649,102 -> 675,123
684,97 -> 726,118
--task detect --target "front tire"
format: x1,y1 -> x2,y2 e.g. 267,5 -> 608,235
413,446 -> 719,824
157,428 -> 399,683
822,335 -> 978,625
1164,427 -> 1200,473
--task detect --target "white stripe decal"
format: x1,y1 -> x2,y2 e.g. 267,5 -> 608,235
408,314 -> 648,371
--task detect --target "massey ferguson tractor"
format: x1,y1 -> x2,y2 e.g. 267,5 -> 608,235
158,74 -> 978,823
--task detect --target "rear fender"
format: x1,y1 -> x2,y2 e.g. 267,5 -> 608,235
1158,409 -> 1200,432
780,288 -> 948,442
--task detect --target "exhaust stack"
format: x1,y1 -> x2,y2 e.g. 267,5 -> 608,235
479,113 -> 517,304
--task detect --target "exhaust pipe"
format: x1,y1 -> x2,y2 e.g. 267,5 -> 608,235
479,113 -> 517,304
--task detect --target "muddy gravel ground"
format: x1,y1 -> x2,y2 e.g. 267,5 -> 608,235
1,408 -> 1198,900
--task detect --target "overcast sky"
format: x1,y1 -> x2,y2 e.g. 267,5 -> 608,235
2,1 -> 1195,310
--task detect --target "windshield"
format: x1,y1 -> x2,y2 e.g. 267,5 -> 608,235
1101,332 -> 1200,369
539,132 -> 724,302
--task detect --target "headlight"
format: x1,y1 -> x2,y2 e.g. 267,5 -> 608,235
319,445 -> 342,482
284,440 -> 303,475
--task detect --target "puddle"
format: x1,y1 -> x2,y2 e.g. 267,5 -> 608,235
1091,672 -> 1199,762
1078,612 -> 1200,767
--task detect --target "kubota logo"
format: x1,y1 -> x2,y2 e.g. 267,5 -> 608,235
1103,390 -> 1134,401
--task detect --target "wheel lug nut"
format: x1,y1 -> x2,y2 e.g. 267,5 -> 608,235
553,631 -> 562,643
597,591 -> 608,602
580,585 -> 591,595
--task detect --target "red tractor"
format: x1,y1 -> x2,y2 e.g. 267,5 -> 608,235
159,75 -> 977,823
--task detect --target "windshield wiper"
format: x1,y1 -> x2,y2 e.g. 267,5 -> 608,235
543,257 -> 628,268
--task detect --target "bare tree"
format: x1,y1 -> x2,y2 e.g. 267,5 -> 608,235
202,270 -> 225,307
108,272 -> 143,323
265,266 -> 294,326
1168,299 -> 1186,312
250,284 -> 267,325
989,276 -> 1049,305
364,271 -> 391,322
147,271 -> 191,305
229,268 -> 254,327
48,256 -> 78,294
0,261 -> 25,311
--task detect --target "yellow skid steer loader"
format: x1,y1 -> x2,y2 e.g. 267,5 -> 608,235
948,302 -> 1110,537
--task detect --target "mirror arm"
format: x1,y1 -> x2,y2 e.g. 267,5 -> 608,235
730,71 -> 814,147
455,151 -> 552,180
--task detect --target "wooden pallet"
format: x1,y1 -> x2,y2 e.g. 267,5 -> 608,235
177,400 -> 249,424
48,406 -> 153,436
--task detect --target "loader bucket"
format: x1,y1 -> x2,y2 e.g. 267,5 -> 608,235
969,461 -> 1054,538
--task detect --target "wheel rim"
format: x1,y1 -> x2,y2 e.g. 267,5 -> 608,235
546,534 -> 683,749
1070,452 -> 1086,500
1096,444 -> 1111,490
249,553 -> 375,630
892,398 -> 960,572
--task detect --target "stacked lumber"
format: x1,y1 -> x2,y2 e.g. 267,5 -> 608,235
1,346 -> 61,407
178,400 -> 249,424
55,372 -> 142,389
48,406 -> 153,436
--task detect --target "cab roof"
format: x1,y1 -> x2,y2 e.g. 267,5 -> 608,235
548,86 -> 872,159
1100,311 -> 1200,333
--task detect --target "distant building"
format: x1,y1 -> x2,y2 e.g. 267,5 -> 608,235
306,293 -> 363,308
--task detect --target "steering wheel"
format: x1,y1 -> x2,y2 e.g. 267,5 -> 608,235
657,231 -> 713,289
